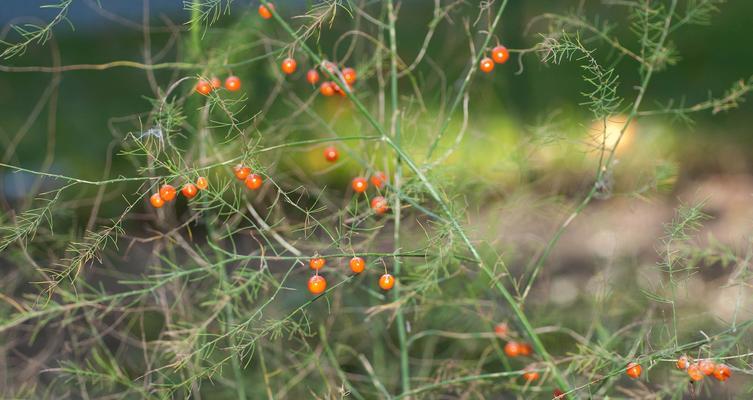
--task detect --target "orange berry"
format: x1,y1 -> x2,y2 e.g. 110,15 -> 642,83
181,183 -> 198,199
309,257 -> 326,271
352,177 -> 368,193
342,67 -> 356,85
281,58 -> 297,75
234,165 -> 251,180
378,273 -> 395,290
210,77 -> 221,89
196,177 -> 208,190
320,81 -> 335,96
308,275 -> 326,295
349,257 -> 365,273
195,80 -> 212,95
519,342 -> 533,356
371,196 -> 389,215
480,57 -> 494,73
332,81 -> 347,96
522,370 -> 540,382
504,341 -> 521,357
687,363 -> 704,381
306,69 -> 320,85
713,363 -> 731,382
553,389 -> 566,399
150,193 -> 165,208
258,3 -> 274,19
699,360 -> 715,376
324,146 -> 339,162
493,323 -> 508,338
625,362 -> 641,379
225,76 -> 241,91
159,184 -> 177,202
492,45 -> 510,64
244,174 -> 263,190
370,171 -> 387,189
676,355 -> 690,370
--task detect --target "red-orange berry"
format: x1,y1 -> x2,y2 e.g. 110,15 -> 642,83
687,363 -> 704,381
676,355 -> 690,370
210,77 -> 221,89
492,45 -> 510,64
553,389 -> 566,399
196,177 -> 208,190
519,342 -> 533,356
281,58 -> 297,75
349,257 -> 365,273
181,183 -> 198,199
352,177 -> 368,193
625,362 -> 641,379
370,171 -> 387,189
480,57 -> 494,73
713,363 -> 731,382
234,165 -> 251,180
699,360 -> 715,376
378,273 -> 395,290
258,3 -> 274,19
195,80 -> 212,95
159,184 -> 177,202
320,81 -> 335,96
244,174 -> 263,190
342,67 -> 356,85
306,69 -> 320,85
371,196 -> 389,214
332,81 -> 346,96
225,76 -> 241,91
309,257 -> 326,271
308,275 -> 326,295
522,370 -> 540,382
324,146 -> 339,162
493,322 -> 508,338
504,341 -> 521,357
150,193 -> 165,208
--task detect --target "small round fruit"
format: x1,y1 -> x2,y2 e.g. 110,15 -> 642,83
713,364 -> 731,382
234,165 -> 251,180
195,80 -> 212,95
352,177 -> 368,193
181,183 -> 198,199
492,45 -> 510,64
519,342 -> 533,356
258,3 -> 274,19
493,322 -> 508,338
342,67 -> 356,85
480,57 -> 494,73
308,275 -> 326,295
332,81 -> 346,96
306,69 -> 320,85
698,360 -> 715,376
225,76 -> 241,91
378,273 -> 395,290
196,177 -> 208,190
210,77 -> 221,89
320,82 -> 335,96
244,174 -> 263,190
371,196 -> 389,215
687,363 -> 704,381
349,257 -> 365,273
309,257 -> 326,271
625,362 -> 641,379
522,371 -> 540,382
150,193 -> 165,208
159,184 -> 177,202
553,389 -> 566,399
504,341 -> 521,357
370,171 -> 387,189
281,58 -> 297,75
676,355 -> 690,370
324,146 -> 339,162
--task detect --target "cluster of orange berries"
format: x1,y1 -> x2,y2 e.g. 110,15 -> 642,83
479,45 -> 510,73
306,256 -> 395,295
624,355 -> 732,382
232,164 -> 263,190
149,177 -> 208,208
323,145 -> 390,215
195,75 -> 241,96
494,323 -> 540,383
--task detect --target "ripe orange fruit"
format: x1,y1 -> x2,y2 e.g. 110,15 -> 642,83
522,371 -> 540,382
159,184 -> 177,202
196,177 -> 208,190
493,322 -> 508,338
320,82 -> 335,96
625,362 -> 641,379
225,76 -> 241,91
371,196 -> 389,215
195,80 -> 212,95
349,257 -> 365,273
676,355 -> 690,370
150,193 -> 165,208
352,177 -> 368,193
519,342 -> 533,356
244,174 -> 263,190
713,364 -> 731,382
258,3 -> 274,19
181,183 -> 198,199
306,69 -> 320,85
323,146 -> 339,162
504,341 -> 521,357
210,77 -> 221,89
308,275 -> 326,294
480,57 -> 494,73
342,67 -> 356,85
699,360 -> 715,376
234,165 -> 251,180
281,58 -> 297,75
553,389 -> 566,399
687,363 -> 704,381
309,257 -> 326,271
492,45 -> 510,64
370,171 -> 387,189
378,273 -> 395,290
